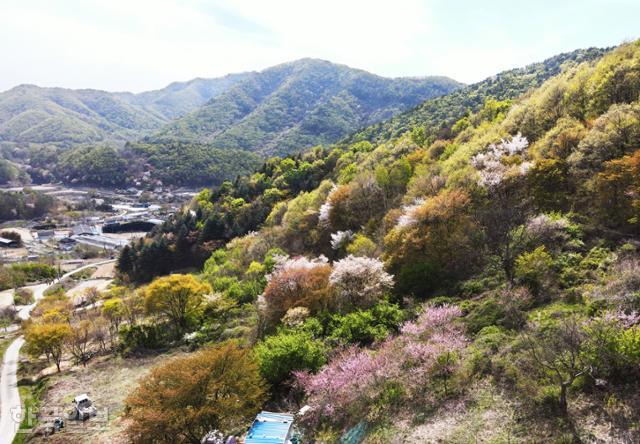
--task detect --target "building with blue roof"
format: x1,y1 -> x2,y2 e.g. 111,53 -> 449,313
244,411 -> 294,444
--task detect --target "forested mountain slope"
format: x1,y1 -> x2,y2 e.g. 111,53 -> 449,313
120,46 -> 613,272
0,61 -> 459,187
116,40 -> 640,442
0,85 -> 165,146
342,47 -> 608,146
149,58 -> 463,156
115,73 -> 251,120
0,74 -> 249,148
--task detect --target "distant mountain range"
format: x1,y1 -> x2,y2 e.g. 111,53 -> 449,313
149,58 -> 463,156
0,60 -> 461,155
0,73 -> 250,148
114,73 -> 251,120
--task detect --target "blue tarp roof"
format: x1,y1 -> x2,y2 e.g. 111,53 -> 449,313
245,411 -> 294,444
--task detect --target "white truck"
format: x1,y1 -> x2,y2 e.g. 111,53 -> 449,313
72,393 -> 97,421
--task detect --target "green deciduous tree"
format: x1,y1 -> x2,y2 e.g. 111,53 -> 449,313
255,329 -> 327,386
25,322 -> 71,372
144,274 -> 211,334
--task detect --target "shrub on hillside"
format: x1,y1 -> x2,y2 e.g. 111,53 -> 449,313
118,323 -> 173,354
260,256 -> 332,328
464,287 -> 531,334
346,234 -> 377,257
13,288 -> 34,305
255,328 -> 327,386
515,246 -> 555,297
126,342 -> 267,443
327,301 -> 403,346
589,257 -> 640,312
583,314 -> 640,380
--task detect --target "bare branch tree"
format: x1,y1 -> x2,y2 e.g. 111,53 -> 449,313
523,316 -> 592,413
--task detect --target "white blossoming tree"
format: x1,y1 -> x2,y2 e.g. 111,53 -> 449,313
329,255 -> 394,310
473,133 -> 535,281
471,133 -> 531,188
318,184 -> 337,227
395,198 -> 426,230
330,230 -> 354,250
266,255 -> 329,281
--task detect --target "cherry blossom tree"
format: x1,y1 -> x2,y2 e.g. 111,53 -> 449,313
395,198 -> 426,229
296,304 -> 466,428
329,255 -> 394,310
471,133 -> 530,188
318,184 -> 338,227
330,230 -> 354,250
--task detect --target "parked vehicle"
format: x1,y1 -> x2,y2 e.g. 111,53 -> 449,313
71,394 -> 97,420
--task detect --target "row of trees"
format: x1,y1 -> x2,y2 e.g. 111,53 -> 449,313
0,262 -> 57,291
0,189 -> 56,223
23,274 -> 213,371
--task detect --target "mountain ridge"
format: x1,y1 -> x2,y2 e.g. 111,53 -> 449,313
149,58 -> 463,155
0,59 -> 462,156
0,74 -> 251,147
340,46 -> 610,146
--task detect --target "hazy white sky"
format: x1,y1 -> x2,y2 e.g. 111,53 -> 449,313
0,0 -> 638,92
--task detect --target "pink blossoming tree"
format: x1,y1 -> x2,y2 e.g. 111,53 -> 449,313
295,304 -> 466,429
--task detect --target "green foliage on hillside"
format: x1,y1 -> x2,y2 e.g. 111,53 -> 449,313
115,73 -> 251,119
0,158 -> 16,183
0,86 -> 163,147
54,146 -> 128,186
342,47 -> 608,147
0,189 -> 56,222
2,141 -> 261,187
0,262 -> 57,291
117,40 -> 640,441
118,146 -> 338,281
121,48 -> 613,278
124,141 -> 262,186
0,158 -> 23,184
150,58 -> 462,156
0,76 -> 248,148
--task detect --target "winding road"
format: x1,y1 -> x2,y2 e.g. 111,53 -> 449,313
0,259 -> 115,443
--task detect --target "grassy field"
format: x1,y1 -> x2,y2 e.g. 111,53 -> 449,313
0,335 -> 13,358
27,350 -> 188,444
12,380 -> 48,444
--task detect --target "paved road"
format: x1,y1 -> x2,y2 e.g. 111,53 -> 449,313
0,259 -> 115,443
0,337 -> 24,443
0,290 -> 13,309
16,283 -> 48,321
